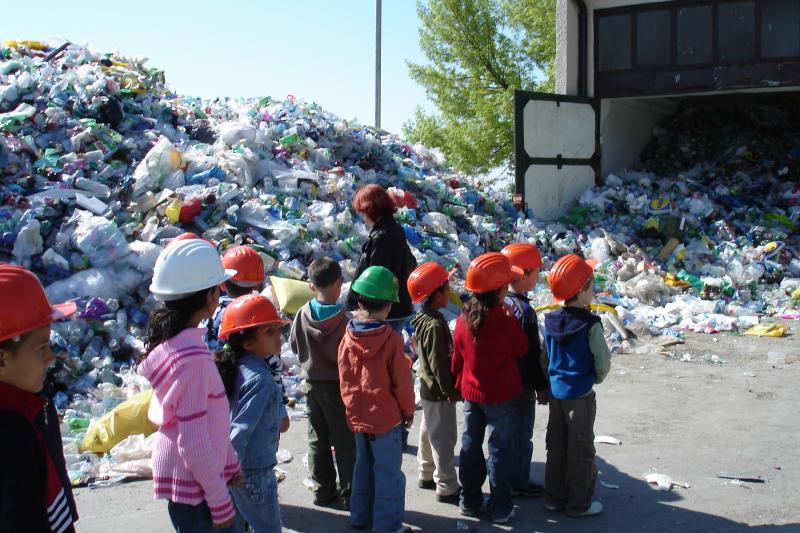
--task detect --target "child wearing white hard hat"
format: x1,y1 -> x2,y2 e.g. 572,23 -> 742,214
138,239 -> 244,532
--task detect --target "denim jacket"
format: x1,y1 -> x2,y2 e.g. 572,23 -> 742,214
229,352 -> 287,470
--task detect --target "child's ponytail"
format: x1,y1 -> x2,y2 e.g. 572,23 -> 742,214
214,328 -> 257,397
462,289 -> 502,335
137,287 -> 214,366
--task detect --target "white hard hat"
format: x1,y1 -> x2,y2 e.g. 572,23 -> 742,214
150,239 -> 236,301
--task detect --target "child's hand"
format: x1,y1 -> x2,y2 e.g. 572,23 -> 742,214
227,474 -> 243,488
280,415 -> 290,433
536,389 -> 549,405
213,518 -> 234,529
402,415 -> 414,429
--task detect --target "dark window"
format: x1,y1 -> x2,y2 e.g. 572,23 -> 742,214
677,5 -> 713,65
718,2 -> 755,62
762,0 -> 800,58
598,14 -> 632,71
637,10 -> 672,67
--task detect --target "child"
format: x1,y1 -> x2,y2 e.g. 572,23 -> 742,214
204,245 -> 266,352
138,239 -> 243,532
338,266 -> 415,533
0,264 -> 78,532
206,245 -> 291,432
407,262 -> 461,504
542,254 -> 611,517
451,253 -> 528,524
216,294 -> 291,533
501,243 -> 550,498
289,258 -> 355,508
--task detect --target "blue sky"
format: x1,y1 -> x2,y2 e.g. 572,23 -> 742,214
1,0 -> 432,135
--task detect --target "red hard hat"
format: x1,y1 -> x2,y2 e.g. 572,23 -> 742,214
222,246 -> 265,286
218,294 -> 290,340
548,254 -> 595,301
407,262 -> 452,304
465,252 -> 519,293
166,232 -> 217,249
501,243 -> 542,271
0,264 -> 76,341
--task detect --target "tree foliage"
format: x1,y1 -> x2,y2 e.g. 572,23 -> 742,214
404,0 -> 556,175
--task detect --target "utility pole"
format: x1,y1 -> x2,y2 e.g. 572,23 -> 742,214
375,0 -> 382,129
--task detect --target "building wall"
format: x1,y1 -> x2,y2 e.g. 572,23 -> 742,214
555,0 -> 580,95
600,97 -> 678,174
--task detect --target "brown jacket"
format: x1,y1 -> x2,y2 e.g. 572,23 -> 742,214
290,301 -> 347,382
338,321 -> 415,434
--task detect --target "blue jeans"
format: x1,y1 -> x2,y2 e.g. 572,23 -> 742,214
509,387 -> 536,488
231,467 -> 281,533
351,425 -> 405,532
167,500 -> 243,533
459,399 -> 515,517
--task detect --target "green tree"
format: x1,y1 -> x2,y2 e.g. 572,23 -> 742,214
404,0 -> 556,175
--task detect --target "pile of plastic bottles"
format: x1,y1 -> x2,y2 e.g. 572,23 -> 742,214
2,40 -> 799,483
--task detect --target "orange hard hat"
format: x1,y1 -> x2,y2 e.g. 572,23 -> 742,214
218,294 -> 290,341
166,232 -> 217,249
501,243 -> 542,271
222,246 -> 265,286
0,264 -> 76,341
547,254 -> 595,301
465,252 -> 519,293
407,262 -> 452,304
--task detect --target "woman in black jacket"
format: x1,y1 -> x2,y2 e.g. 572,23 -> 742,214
348,184 -> 418,329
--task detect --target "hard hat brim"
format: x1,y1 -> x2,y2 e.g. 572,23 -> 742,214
51,301 -> 77,321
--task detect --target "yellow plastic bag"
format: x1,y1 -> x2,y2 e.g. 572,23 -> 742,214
448,288 -> 462,308
269,276 -> 315,315
4,40 -> 48,50
80,389 -> 158,454
534,303 -> 618,316
743,324 -> 787,337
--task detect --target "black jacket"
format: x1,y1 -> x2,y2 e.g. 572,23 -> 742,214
0,381 -> 77,533
38,382 -> 79,524
506,292 -> 550,392
0,410 -> 51,532
348,215 -> 417,319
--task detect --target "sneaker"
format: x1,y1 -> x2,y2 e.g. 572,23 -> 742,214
459,497 -> 488,517
567,501 -> 604,517
511,482 -> 543,498
491,508 -> 515,524
418,479 -> 436,490
313,493 -> 339,507
544,502 -> 564,512
436,488 -> 461,504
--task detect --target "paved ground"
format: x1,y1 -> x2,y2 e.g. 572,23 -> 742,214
75,321 -> 800,532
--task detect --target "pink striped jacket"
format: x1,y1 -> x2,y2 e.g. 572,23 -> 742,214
139,327 -> 240,524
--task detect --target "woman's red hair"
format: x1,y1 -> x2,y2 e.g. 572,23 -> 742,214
352,184 -> 397,221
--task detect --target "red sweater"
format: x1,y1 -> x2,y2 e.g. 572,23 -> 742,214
451,305 -> 528,404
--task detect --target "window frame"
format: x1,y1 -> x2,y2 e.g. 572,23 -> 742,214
594,0 -> 800,96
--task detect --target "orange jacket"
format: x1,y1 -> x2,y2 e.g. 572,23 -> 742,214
338,321 -> 415,434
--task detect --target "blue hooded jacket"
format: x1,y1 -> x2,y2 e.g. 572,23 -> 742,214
543,307 -> 601,400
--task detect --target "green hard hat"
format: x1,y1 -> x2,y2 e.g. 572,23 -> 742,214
352,266 -> 400,303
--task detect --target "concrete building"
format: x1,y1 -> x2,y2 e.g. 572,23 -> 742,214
516,0 -> 800,219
